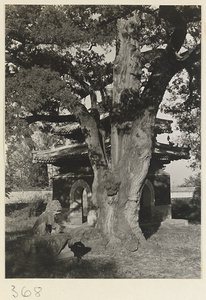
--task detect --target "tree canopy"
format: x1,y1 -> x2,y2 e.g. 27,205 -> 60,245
6,5 -> 200,128
5,5 -> 201,249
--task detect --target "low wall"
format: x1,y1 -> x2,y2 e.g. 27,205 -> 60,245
171,187 -> 195,200
6,190 -> 52,204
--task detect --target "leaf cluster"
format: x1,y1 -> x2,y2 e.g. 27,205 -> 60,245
6,65 -> 71,115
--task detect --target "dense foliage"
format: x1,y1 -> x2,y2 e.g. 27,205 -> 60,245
5,5 -> 201,191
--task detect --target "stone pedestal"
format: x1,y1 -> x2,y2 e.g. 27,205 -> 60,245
15,234 -> 71,272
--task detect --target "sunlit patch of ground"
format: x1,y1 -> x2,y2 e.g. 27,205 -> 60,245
115,222 -> 201,278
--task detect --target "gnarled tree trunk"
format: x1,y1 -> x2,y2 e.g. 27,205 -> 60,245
93,14 -> 155,251
94,111 -> 155,251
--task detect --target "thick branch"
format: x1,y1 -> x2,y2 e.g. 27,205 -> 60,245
141,49 -> 164,66
141,52 -> 182,112
97,6 -> 139,26
68,102 -> 108,169
141,43 -> 200,113
182,43 -> 201,65
22,114 -> 77,124
141,5 -> 200,111
159,6 -> 187,53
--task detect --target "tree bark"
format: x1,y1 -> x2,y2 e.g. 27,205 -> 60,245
93,14 -> 151,251
98,111 -> 156,251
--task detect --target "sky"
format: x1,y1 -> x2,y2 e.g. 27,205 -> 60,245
165,160 -> 193,187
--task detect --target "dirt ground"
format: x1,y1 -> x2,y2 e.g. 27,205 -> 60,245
5,207 -> 201,279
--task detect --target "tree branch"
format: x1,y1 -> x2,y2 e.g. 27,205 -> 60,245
68,101 -> 108,168
141,42 -> 200,113
140,48 -> 164,66
159,6 -> 187,53
140,7 -> 200,112
181,43 -> 201,65
22,114 -> 77,124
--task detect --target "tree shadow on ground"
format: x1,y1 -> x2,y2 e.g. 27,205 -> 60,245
52,257 -> 118,278
7,256 -> 118,278
140,223 -> 161,239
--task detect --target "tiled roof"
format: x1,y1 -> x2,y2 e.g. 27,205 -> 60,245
32,143 -> 88,163
33,141 -> 190,164
153,142 -> 190,160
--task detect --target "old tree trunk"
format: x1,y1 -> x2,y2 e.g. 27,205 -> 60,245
70,9 -> 200,252
92,15 -> 154,251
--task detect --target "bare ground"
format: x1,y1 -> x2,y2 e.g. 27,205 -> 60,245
5,208 -> 201,279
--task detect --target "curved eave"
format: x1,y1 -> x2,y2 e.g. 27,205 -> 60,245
33,141 -> 190,165
153,142 -> 190,163
32,144 -> 88,164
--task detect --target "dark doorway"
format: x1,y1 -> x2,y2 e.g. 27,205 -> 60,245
139,181 -> 153,224
69,180 -> 92,224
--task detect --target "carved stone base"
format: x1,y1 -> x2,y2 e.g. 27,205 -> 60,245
15,234 -> 71,271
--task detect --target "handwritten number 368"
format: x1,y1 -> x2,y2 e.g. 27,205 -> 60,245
11,286 -> 42,298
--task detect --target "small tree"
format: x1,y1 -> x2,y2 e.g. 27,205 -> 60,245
181,173 -> 201,187
5,137 -> 49,192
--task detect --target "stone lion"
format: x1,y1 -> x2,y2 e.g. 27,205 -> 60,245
32,200 -> 62,235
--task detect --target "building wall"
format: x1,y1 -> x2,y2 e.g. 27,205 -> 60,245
53,174 -> 93,224
53,170 -> 171,226
139,171 -> 171,225
149,170 -> 171,206
151,205 -> 172,222
53,174 -> 93,206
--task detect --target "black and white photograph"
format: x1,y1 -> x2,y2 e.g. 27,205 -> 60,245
4,1 -> 202,287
